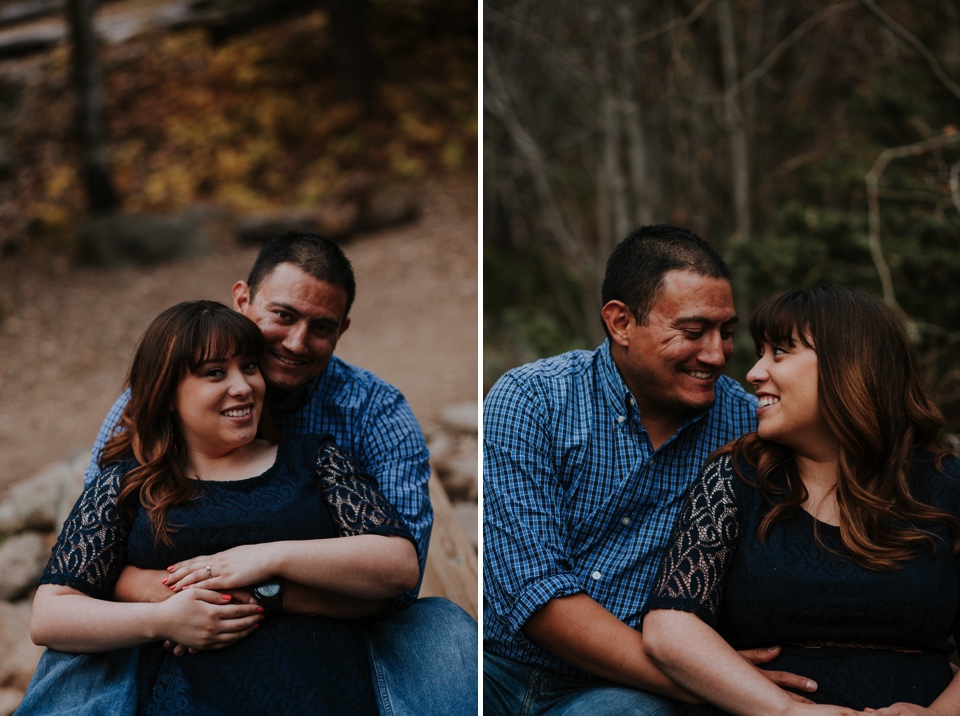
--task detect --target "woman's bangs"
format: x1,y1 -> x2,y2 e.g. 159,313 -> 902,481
749,293 -> 813,353
186,312 -> 264,372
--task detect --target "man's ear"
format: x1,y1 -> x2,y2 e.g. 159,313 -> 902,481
338,316 -> 351,339
232,281 -> 251,314
601,300 -> 633,347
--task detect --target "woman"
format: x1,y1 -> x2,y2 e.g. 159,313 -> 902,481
642,286 -> 960,715
29,300 -> 420,715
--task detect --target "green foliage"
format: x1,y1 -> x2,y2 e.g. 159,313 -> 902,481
483,243 -> 594,390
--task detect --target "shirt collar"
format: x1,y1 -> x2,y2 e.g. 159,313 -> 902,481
597,338 -> 710,436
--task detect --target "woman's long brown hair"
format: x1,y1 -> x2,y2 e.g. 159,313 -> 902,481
101,300 -> 280,546
718,285 -> 960,571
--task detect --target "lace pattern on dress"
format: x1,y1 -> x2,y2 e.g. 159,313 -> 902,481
650,455 -> 741,623
40,462 -> 132,600
315,440 -> 412,539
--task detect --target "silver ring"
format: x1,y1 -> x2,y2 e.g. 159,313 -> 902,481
205,565 -> 212,579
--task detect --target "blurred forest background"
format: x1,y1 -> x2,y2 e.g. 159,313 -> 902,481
483,0 -> 960,435
0,0 -> 476,254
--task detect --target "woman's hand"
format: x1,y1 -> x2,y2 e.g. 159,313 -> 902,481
156,588 -> 263,651
164,544 -> 279,593
863,704 -> 932,715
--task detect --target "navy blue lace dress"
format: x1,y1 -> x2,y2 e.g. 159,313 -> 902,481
644,452 -> 960,711
40,434 -> 415,716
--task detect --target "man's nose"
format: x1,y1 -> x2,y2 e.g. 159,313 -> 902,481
699,333 -> 727,366
282,322 -> 309,354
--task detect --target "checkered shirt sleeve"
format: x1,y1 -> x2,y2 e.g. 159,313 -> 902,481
482,343 -> 758,676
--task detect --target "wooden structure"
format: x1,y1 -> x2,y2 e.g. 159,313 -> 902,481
419,475 -> 478,618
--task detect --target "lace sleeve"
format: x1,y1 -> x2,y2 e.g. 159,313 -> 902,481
645,455 -> 742,627
315,441 -> 415,542
40,462 -> 132,599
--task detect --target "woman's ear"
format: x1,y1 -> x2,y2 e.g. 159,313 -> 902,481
601,300 -> 634,347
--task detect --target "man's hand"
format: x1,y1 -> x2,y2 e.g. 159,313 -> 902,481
740,646 -> 817,701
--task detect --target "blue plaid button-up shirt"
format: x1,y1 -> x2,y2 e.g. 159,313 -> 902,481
482,340 -> 757,676
84,356 -> 432,590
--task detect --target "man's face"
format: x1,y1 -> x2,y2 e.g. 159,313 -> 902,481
612,270 -> 736,421
232,263 -> 351,392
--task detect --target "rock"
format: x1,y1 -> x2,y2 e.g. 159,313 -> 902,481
439,402 -> 478,435
0,452 -> 85,535
75,211 -> 214,267
436,453 -> 478,502
0,532 -> 49,601
424,428 -> 455,463
0,599 -> 42,693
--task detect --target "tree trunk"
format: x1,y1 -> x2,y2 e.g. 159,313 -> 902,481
67,0 -> 118,214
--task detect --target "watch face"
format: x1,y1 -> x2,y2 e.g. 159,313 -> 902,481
258,583 -> 281,598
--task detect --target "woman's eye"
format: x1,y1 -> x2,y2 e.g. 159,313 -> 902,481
242,361 -> 259,373
772,346 -> 788,356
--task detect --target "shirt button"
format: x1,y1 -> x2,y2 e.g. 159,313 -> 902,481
628,397 -> 635,406
616,415 -> 626,424
591,571 -> 602,580
621,516 -> 631,526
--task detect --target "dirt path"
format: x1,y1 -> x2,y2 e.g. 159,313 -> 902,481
0,175 -> 477,494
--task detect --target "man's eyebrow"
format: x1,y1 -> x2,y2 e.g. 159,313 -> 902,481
675,316 -> 740,325
268,301 -> 300,316
269,300 -> 340,328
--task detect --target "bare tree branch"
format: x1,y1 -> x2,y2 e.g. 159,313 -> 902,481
484,41 -> 588,264
859,0 -> 960,103
865,130 -> 960,341
720,1 -> 859,103
620,0 -> 715,47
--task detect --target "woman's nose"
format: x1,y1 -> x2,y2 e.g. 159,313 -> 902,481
746,357 -> 767,385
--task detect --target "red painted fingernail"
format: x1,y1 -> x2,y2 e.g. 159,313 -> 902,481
222,594 -> 232,601
256,607 -> 264,613
161,578 -> 168,585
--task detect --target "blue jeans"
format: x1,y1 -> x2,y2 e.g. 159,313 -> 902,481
483,650 -> 685,716
16,598 -> 477,716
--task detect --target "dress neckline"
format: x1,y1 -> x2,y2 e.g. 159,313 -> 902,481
186,441 -> 283,486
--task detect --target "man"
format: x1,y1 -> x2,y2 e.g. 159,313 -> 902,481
483,225 -> 815,715
19,231 -> 477,716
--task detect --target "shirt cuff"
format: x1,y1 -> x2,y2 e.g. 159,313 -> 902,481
508,573 -> 584,635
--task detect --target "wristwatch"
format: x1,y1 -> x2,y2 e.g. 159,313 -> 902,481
252,578 -> 285,617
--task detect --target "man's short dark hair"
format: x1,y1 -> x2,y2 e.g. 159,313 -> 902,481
247,230 -> 356,317
601,224 -> 732,327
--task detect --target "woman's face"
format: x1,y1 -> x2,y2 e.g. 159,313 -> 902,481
746,334 -> 833,458
173,352 -> 265,457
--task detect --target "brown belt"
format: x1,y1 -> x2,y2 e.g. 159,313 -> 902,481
790,641 -> 920,653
